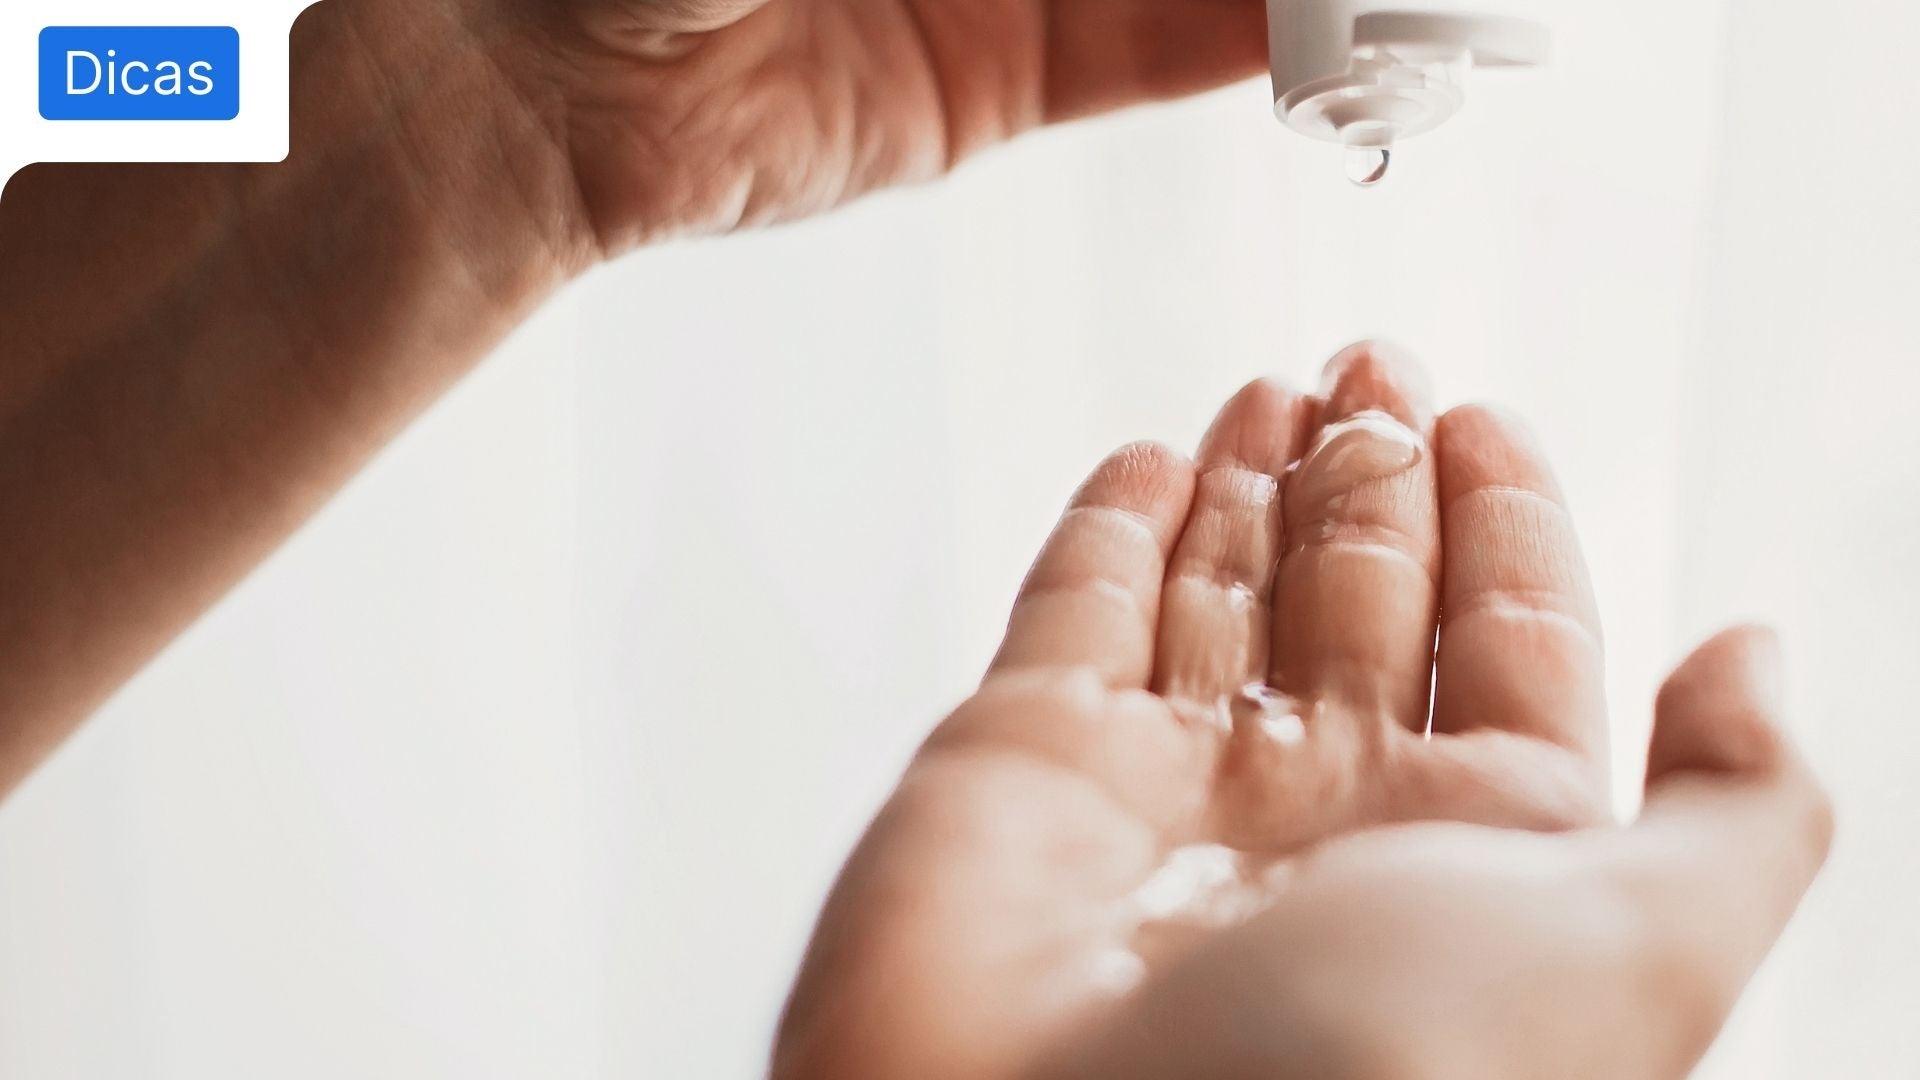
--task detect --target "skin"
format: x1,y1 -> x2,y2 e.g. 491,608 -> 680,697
0,0 -> 1271,793
0,0 -> 1831,1074
773,348 -> 1832,1080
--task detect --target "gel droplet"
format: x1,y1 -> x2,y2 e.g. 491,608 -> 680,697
1122,844 -> 1284,969
1346,147 -> 1391,188
1290,409 -> 1424,514
1234,683 -> 1308,746
1130,845 -> 1246,921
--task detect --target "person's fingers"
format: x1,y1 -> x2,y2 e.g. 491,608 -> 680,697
573,1 -> 1266,178
1270,342 -> 1441,730
925,670 -> 1208,838
990,442 -> 1196,689
1152,379 -> 1315,710
1430,405 -> 1607,769
1637,626 -> 1833,897
1041,0 -> 1270,123
1644,626 -> 1801,785
1620,626 -> 1834,1070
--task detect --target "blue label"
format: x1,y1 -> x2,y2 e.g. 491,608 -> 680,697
39,26 -> 240,121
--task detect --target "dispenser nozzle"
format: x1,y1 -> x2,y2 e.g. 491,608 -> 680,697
1267,3 -> 1550,183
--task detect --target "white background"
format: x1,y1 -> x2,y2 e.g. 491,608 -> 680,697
2,0 -> 1916,1076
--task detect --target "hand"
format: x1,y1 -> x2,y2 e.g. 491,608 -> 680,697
772,345 -> 1830,1079
1046,626 -> 1832,1080
0,0 -> 1274,794
453,0 -> 1268,250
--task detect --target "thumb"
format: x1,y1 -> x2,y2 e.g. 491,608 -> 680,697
1646,624 -> 1799,784
1621,626 -> 1834,1066
1639,624 -> 1834,929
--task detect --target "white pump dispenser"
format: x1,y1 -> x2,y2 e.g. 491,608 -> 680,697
1266,0 -> 1550,182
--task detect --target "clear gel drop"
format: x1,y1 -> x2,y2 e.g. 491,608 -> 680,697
1346,147 -> 1391,188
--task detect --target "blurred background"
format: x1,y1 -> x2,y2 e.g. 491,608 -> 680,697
2,0 -> 1914,1076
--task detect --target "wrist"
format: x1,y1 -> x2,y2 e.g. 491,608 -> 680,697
280,0 -> 604,292
0,0 -> 608,789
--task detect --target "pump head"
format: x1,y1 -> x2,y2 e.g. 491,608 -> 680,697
1267,2 -> 1550,179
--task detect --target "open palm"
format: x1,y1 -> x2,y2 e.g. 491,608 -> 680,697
494,12 -> 1829,1073
766,345 -> 1778,1079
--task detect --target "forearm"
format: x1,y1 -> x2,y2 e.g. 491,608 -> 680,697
0,0 -> 1281,797
0,0 -> 594,794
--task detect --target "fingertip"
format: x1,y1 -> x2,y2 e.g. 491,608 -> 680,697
1075,440 -> 1197,541
1319,340 -> 1434,429
1657,625 -> 1786,723
1649,625 -> 1794,784
1434,403 -> 1565,506
1667,625 -> 1785,705
1197,377 -> 1315,475
1320,339 -> 1419,384
1104,437 -> 1190,473
1436,402 -> 1528,441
